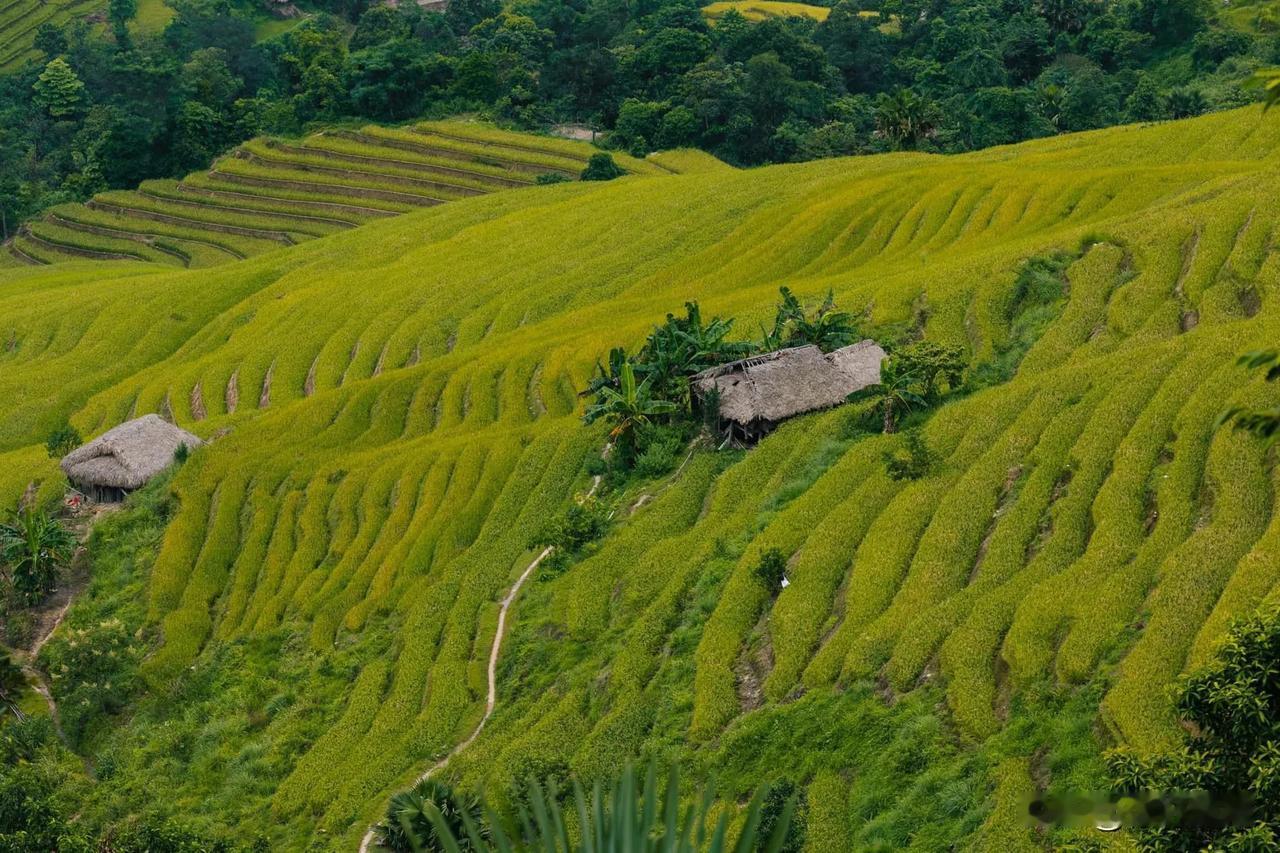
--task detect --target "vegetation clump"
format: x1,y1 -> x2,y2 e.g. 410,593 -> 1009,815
580,153 -> 624,181
1107,608 -> 1280,849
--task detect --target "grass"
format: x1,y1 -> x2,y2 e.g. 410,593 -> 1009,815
2,104 -> 1280,848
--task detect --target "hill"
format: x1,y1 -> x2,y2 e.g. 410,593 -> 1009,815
2,121 -> 680,268
3,105 -> 1280,848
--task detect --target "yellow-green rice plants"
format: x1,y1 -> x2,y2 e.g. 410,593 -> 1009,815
966,758 -> 1039,852
214,483 -> 281,640
1001,352 -> 1178,685
1103,425 -> 1272,751
1019,242 -> 1127,375
272,659 -> 392,825
238,489 -> 300,635
1055,342 -> 1230,682
804,769 -> 852,853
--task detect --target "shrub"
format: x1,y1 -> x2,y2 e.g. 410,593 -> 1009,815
45,423 -> 81,459
1106,607 -> 1280,850
754,548 -> 788,593
0,508 -> 75,606
535,173 -> 571,185
532,497 -> 609,555
883,430 -> 936,481
580,153 -> 624,181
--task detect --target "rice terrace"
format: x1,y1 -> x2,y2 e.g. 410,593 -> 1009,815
6,1 -> 1280,851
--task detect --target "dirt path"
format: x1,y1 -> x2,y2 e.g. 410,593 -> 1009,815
358,467 -> 605,852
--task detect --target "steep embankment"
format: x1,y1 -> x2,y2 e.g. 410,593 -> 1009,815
2,106 -> 1280,848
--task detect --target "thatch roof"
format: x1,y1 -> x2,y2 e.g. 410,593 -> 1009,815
692,340 -> 887,426
60,415 -> 203,490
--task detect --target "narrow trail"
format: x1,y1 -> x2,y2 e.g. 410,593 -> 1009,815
358,465 -> 605,852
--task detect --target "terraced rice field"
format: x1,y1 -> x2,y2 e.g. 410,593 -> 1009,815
701,0 -> 832,23
5,106 -> 1280,847
0,0 -> 100,69
4,120 -> 672,268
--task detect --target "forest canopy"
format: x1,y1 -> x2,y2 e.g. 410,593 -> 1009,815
0,0 -> 1270,230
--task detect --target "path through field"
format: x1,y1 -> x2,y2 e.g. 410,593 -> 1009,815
357,467 -> 605,852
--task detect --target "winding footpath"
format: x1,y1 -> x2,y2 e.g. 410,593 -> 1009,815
358,468 -> 604,852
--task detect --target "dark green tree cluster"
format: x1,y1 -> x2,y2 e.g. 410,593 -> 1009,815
2,0 -> 1271,231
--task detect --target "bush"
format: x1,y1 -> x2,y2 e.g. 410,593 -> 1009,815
580,153 -> 624,181
635,425 -> 684,478
754,548 -> 788,593
376,777 -> 486,852
45,423 -> 81,459
535,172 -> 571,185
532,497 -> 609,555
883,430 -> 936,481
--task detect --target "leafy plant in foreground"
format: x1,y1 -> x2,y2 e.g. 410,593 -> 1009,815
396,764 -> 795,853
0,507 -> 75,606
379,778 -> 488,852
1106,608 -> 1280,850
761,288 -> 858,354
1218,350 -> 1280,444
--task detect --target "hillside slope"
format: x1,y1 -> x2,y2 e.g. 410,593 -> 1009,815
2,120 -> 678,269
3,106 -> 1280,848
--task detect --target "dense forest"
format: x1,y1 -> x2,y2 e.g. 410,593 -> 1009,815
0,0 -> 1272,231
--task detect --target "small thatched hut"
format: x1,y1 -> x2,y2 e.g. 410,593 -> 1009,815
692,340 -> 887,443
60,415 -> 203,502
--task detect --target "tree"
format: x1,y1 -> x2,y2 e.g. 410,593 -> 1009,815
1167,86 -> 1207,120
850,358 -> 925,434
753,548 -> 787,592
874,89 -> 940,150
895,340 -> 966,401
581,153 -> 624,181
108,0 -> 138,49
634,301 -> 751,407
583,361 -> 677,459
33,57 -> 85,119
762,287 -> 858,352
0,508 -> 75,606
1106,608 -> 1280,850
33,23 -> 68,58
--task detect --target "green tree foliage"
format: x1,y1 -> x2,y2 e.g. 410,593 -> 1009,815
533,497 -> 610,555
850,357 -> 926,434
0,508 -> 74,606
45,423 -> 81,459
894,341 -> 966,402
108,0 -> 139,49
583,361 -> 677,461
762,287 -> 858,353
581,153 -> 625,181
33,23 -> 68,58
1106,608 -> 1280,850
637,301 -> 752,406
32,57 -> 85,119
0,651 -> 24,718
875,89 -> 941,150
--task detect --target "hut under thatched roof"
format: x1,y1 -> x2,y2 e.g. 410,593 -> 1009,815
60,415 -> 203,502
692,340 -> 887,443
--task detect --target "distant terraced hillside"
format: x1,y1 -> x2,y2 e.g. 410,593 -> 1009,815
5,107 -> 1280,849
0,0 -> 99,69
2,120 -> 685,268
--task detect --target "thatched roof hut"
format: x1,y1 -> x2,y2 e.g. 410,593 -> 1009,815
60,415 -> 203,501
692,340 -> 887,442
